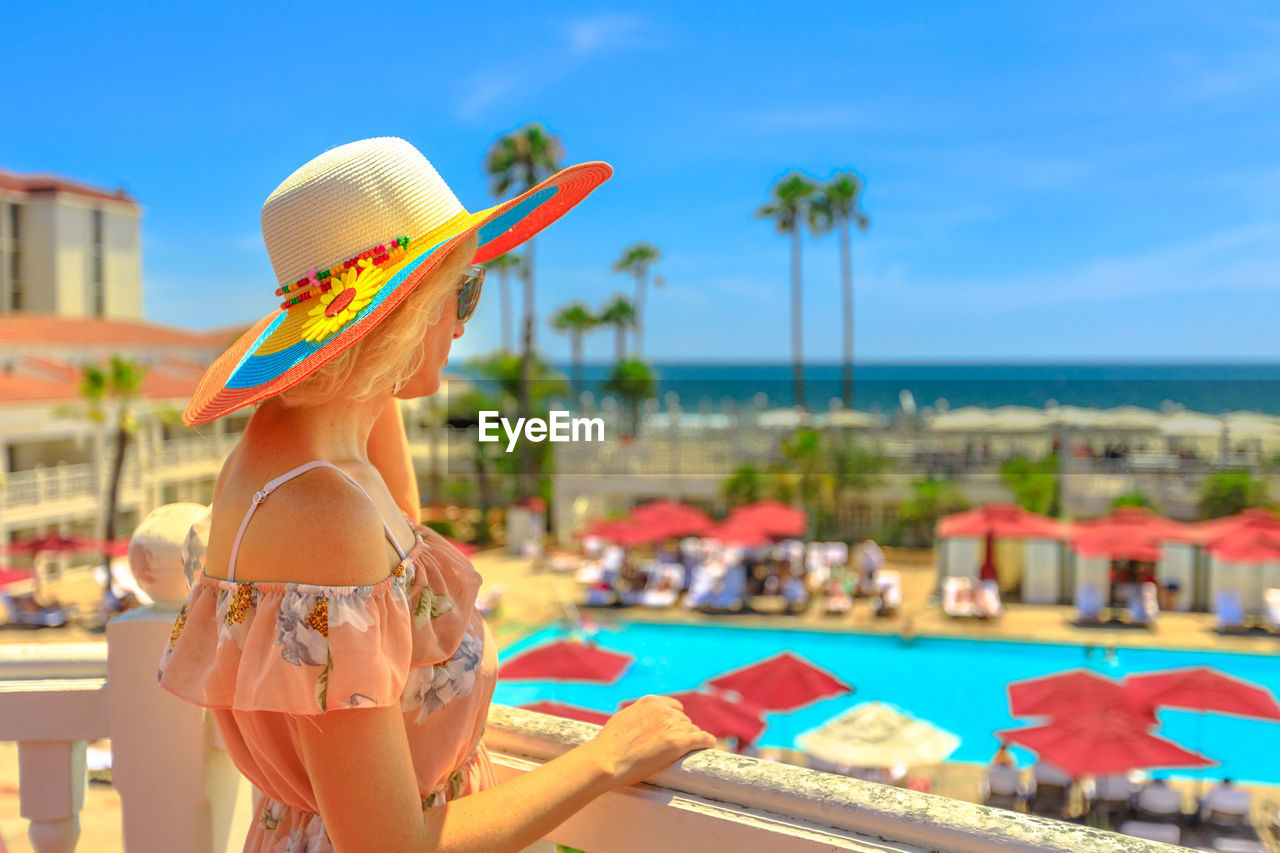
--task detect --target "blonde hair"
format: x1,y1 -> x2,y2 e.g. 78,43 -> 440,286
276,231 -> 479,407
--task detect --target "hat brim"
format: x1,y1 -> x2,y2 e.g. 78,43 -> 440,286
183,161 -> 612,426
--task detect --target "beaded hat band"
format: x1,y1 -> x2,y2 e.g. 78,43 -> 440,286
183,137 -> 612,426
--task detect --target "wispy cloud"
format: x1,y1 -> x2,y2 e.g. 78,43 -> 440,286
565,13 -> 650,55
455,13 -> 656,120
457,77 -> 522,121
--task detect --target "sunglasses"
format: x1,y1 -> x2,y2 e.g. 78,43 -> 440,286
456,264 -> 485,323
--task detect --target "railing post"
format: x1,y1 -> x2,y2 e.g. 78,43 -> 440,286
108,604 -> 255,853
18,739 -> 87,853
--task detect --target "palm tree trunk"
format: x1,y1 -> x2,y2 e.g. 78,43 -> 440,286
102,417 -> 129,594
500,269 -> 513,353
615,325 -> 626,364
519,237 -> 536,499
790,225 -> 805,410
474,450 -> 492,546
633,270 -> 646,359
840,214 -> 854,408
571,332 -> 583,394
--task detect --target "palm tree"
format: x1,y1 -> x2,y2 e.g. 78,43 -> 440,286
78,356 -> 147,594
810,173 -> 870,408
611,242 -> 662,358
722,464 -> 765,507
756,172 -> 819,410
484,122 -> 565,496
549,302 -> 599,393
482,252 -> 523,352
598,295 -> 637,364
602,358 -> 657,437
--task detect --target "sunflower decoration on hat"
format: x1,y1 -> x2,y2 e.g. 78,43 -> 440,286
183,137 -> 612,426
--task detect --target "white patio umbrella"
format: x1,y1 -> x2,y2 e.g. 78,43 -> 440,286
797,701 -> 960,768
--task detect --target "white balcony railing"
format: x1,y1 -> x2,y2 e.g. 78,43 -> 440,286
0,625 -> 1190,853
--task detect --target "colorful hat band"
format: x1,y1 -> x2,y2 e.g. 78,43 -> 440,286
276,235 -> 414,307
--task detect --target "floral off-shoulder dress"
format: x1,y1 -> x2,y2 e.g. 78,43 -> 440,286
157,482 -> 498,853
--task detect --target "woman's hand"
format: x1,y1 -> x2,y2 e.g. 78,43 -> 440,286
580,695 -> 717,789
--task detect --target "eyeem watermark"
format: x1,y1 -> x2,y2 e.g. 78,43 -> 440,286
478,411 -> 605,452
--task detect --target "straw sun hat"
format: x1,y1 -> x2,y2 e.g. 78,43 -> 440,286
183,137 -> 612,426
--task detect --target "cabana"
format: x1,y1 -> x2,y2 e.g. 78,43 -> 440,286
935,504 -> 1065,604
1070,508 -> 1198,611
1198,509 -> 1280,617
1203,530 -> 1280,620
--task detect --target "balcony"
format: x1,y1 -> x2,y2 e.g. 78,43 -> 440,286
0,623 -> 1189,853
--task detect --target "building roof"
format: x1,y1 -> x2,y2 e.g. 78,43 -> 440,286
0,364 -> 200,404
0,314 -> 223,349
0,169 -> 139,208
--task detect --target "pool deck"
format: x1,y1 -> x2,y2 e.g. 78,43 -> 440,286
2,548 -> 1279,851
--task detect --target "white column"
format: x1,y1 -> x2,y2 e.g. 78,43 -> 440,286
18,739 -> 87,853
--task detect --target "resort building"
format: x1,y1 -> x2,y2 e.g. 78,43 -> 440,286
0,170 -> 143,320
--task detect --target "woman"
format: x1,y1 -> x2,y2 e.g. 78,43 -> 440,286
158,138 -> 715,852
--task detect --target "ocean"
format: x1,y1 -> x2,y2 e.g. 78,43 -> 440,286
460,362 -> 1280,415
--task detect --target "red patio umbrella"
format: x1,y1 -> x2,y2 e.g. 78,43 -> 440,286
7,532 -> 96,554
1204,529 -> 1280,564
621,690 -> 765,745
724,501 -> 808,539
520,701 -> 611,726
1125,667 -> 1280,721
938,503 -> 1064,540
998,709 -> 1214,778
1008,670 -> 1157,724
581,519 -> 648,547
630,499 -> 712,539
706,651 -> 851,713
1071,507 -> 1198,544
499,640 -> 633,684
1071,528 -> 1162,562
1196,508 -> 1280,546
0,566 -> 34,588
704,519 -> 773,548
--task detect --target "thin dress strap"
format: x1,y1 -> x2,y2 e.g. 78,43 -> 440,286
226,461 -> 409,581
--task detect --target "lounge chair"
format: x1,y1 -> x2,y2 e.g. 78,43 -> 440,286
1,591 -> 72,628
1210,840 -> 1267,852
943,576 -> 976,617
1264,588 -> 1280,633
872,571 -> 902,619
583,583 -> 618,608
683,565 -> 719,610
982,764 -> 1024,810
638,564 -> 684,608
976,579 -> 1003,620
476,584 -> 504,618
1129,581 -> 1159,627
1118,821 -> 1180,845
1077,583 -> 1105,624
823,586 -> 853,616
575,560 -> 604,586
705,564 -> 748,613
1216,591 -> 1248,633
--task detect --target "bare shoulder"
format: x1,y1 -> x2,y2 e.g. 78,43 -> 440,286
214,464 -> 395,587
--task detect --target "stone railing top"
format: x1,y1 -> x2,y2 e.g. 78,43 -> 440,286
0,643 -> 108,680
485,705 -> 1184,853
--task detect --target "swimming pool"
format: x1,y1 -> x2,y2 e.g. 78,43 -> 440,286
493,622 -> 1280,786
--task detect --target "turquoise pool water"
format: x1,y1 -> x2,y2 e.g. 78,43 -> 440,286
493,622 -> 1280,786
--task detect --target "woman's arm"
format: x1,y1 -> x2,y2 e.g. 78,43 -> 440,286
368,397 -> 421,518
299,694 -> 712,853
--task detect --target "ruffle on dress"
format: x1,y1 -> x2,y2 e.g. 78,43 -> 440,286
157,525 -> 483,716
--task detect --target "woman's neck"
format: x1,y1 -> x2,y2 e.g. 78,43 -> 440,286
244,392 -> 391,464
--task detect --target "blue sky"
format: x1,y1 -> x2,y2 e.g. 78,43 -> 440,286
2,1 -> 1278,363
